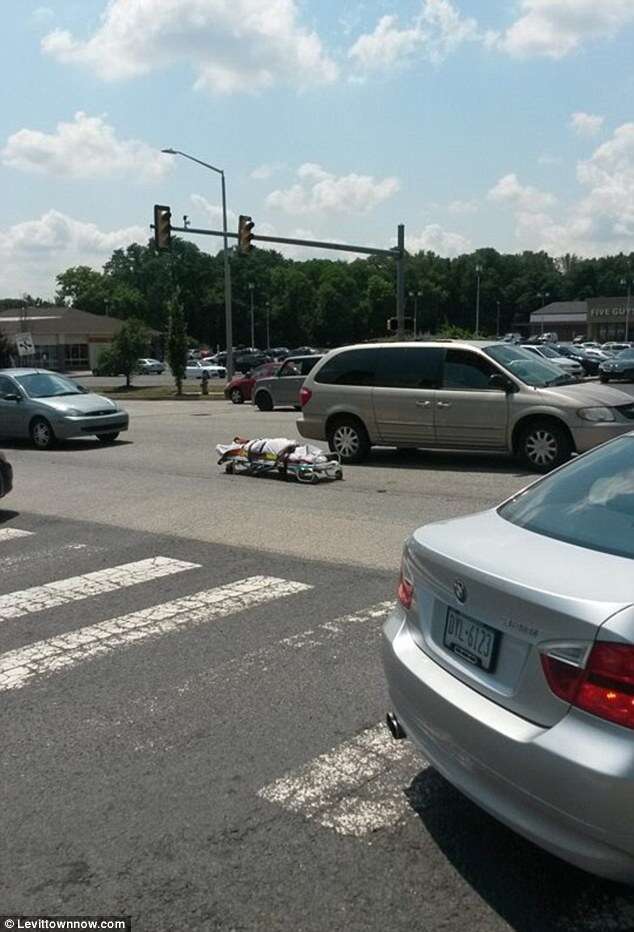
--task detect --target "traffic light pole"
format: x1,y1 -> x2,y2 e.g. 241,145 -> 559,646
220,171 -> 233,379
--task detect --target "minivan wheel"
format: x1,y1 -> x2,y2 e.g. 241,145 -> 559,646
327,417 -> 370,464
517,419 -> 572,472
255,391 -> 273,411
30,417 -> 55,450
230,388 -> 244,404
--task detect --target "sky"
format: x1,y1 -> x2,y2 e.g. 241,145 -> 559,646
2,0 -> 634,299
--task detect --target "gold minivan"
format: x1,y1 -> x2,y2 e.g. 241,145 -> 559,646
297,341 -> 634,470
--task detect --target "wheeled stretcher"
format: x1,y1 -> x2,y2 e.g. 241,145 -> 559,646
216,437 -> 343,483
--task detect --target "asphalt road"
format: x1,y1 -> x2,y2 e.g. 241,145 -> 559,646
2,401 -> 634,931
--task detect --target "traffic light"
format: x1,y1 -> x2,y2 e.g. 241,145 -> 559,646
238,214 -> 255,255
153,204 -> 171,250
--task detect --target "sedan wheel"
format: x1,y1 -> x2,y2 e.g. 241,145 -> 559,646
30,417 -> 55,450
96,432 -> 120,444
230,388 -> 244,404
518,420 -> 571,472
328,418 -> 370,464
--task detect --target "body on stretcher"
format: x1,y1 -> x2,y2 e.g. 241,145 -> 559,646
216,437 -> 343,483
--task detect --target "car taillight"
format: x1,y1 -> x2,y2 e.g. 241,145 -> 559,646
299,387 -> 312,407
541,642 -> 634,729
397,567 -> 413,610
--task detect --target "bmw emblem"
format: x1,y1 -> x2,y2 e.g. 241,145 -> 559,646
454,580 -> 467,603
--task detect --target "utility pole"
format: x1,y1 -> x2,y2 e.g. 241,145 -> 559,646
621,277 -> 632,342
396,224 -> 405,337
248,282 -> 255,348
475,264 -> 482,336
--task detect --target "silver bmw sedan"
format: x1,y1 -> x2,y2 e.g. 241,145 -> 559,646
0,369 -> 129,449
383,432 -> 634,882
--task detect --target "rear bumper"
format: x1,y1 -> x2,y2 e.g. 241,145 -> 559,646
53,413 -> 129,439
383,608 -> 634,882
569,422 -> 633,454
296,415 -> 326,441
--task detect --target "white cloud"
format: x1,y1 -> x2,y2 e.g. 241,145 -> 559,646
0,210 -> 146,298
189,194 -> 238,229
407,224 -> 471,256
41,0 -> 337,94
498,0 -> 634,59
266,163 -> 399,214
29,6 -> 54,27
569,111 -> 604,137
1,112 -> 171,181
487,124 -> 634,256
448,198 -> 478,214
488,172 -> 557,211
250,162 -> 286,181
348,0 -> 480,72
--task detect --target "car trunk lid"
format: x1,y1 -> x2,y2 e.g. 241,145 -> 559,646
406,509 -> 633,728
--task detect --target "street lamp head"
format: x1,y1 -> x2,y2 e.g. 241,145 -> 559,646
161,148 -> 177,154
475,264 -> 482,273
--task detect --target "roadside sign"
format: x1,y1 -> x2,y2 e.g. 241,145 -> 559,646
15,332 -> 35,356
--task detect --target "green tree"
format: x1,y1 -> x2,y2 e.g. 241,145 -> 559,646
110,318 -> 149,388
166,295 -> 187,396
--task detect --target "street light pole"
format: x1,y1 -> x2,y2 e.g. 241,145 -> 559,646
248,282 -> 255,348
161,147 -> 234,378
475,264 -> 482,336
621,277 -> 632,342
537,291 -> 550,337
265,302 -> 271,351
409,290 -> 422,336
496,300 -> 501,339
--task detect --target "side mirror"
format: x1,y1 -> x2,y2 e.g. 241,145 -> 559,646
489,373 -> 516,393
77,384 -> 88,394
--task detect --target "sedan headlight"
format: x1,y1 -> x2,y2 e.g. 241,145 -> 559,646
64,407 -> 83,416
577,406 -> 616,423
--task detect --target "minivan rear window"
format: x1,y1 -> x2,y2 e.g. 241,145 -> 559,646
314,349 -> 378,386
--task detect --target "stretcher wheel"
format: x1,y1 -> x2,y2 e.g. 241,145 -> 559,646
225,462 -> 235,474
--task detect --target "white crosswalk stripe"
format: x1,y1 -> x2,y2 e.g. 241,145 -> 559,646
0,528 -> 34,542
0,575 -> 311,691
0,556 -> 199,622
258,723 -> 426,837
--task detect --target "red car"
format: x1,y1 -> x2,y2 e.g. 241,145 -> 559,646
224,362 -> 281,404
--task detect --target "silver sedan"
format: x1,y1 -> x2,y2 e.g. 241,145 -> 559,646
0,369 -> 129,449
383,432 -> 634,882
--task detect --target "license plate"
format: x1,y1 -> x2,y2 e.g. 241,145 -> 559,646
443,608 -> 499,672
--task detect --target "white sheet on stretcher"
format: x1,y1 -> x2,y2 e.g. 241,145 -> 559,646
216,438 -> 330,464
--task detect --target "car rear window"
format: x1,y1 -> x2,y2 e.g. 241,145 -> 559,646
314,349 -> 378,385
499,436 -> 634,558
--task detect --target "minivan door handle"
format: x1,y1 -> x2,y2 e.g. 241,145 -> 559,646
415,400 -> 431,407
436,401 -> 452,408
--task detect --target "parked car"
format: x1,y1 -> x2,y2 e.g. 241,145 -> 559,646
184,360 -> 226,380
599,348 -> 634,382
224,362 -> 281,404
0,369 -> 129,449
384,431 -> 634,882
296,342 -> 634,470
0,452 -> 13,497
268,347 -> 291,360
289,346 -> 319,356
521,344 -> 584,379
253,355 -> 323,411
553,343 -> 600,376
137,358 -> 165,375
602,342 -> 632,355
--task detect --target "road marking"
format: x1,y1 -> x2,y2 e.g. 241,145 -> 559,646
258,722 -> 426,837
0,556 -> 199,622
0,529 -> 34,543
0,575 -> 311,691
0,543 -> 95,571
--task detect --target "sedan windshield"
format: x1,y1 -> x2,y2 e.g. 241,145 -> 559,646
484,345 -> 571,387
15,373 -> 83,398
499,436 -> 634,559
616,349 -> 634,360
